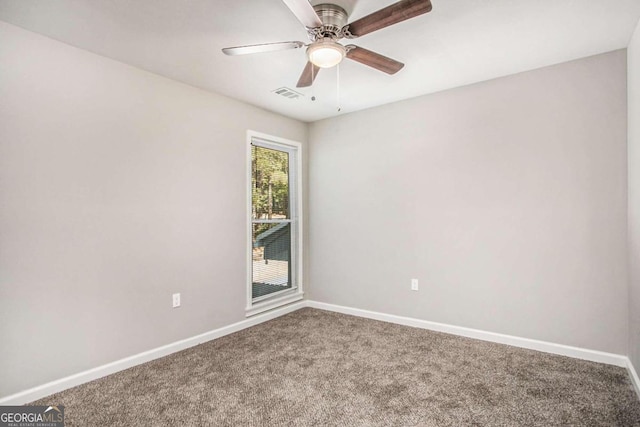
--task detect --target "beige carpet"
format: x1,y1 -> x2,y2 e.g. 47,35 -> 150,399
32,308 -> 640,426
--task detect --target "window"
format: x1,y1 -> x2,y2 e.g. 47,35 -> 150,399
246,131 -> 303,316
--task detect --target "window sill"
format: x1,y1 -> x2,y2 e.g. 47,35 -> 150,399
245,291 -> 304,317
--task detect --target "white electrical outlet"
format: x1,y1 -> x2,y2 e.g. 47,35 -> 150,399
411,279 -> 419,291
172,293 -> 181,308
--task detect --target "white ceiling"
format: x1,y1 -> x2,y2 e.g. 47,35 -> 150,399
1,0 -> 639,122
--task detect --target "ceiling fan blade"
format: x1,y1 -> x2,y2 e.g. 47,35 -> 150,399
346,45 -> 404,74
282,0 -> 323,28
345,0 -> 432,38
296,62 -> 321,87
222,41 -> 305,56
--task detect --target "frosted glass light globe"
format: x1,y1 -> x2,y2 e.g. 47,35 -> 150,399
307,40 -> 346,68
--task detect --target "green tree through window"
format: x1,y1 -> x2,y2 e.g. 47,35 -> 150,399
252,145 -> 289,235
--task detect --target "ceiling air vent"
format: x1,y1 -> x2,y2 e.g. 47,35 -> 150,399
272,87 -> 303,99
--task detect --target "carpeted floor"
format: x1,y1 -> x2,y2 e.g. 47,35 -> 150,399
32,308 -> 640,426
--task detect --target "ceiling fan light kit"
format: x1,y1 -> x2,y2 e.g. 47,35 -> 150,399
307,39 -> 346,68
222,0 -> 433,88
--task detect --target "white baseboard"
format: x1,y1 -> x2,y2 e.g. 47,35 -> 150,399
628,358 -> 640,401
0,300 -> 306,405
3,299 -> 637,405
306,301 -> 628,368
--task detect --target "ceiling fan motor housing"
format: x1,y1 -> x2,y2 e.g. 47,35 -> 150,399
311,3 -> 348,40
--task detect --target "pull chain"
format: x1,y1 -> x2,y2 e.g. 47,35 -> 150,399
311,65 -> 316,101
336,63 -> 341,112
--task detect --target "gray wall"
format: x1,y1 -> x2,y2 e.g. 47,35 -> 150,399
629,21 -> 640,373
0,22 -> 307,398
309,50 -> 628,355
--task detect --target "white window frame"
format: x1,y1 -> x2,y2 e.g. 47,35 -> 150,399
246,130 -> 303,316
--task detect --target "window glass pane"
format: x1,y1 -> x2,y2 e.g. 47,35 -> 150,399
252,222 -> 291,299
251,145 -> 289,220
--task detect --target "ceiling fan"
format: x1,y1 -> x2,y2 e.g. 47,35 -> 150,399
222,0 -> 433,88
